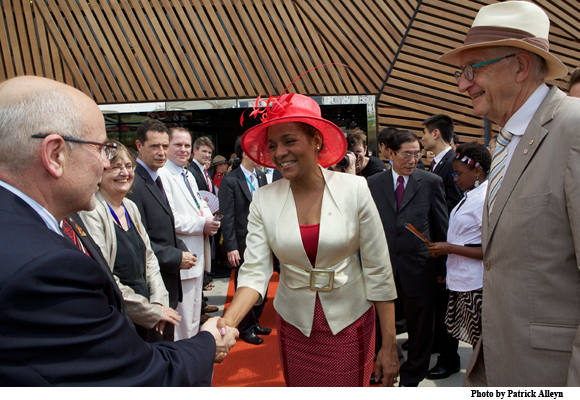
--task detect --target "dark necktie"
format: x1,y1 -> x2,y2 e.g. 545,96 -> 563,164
395,175 -> 405,211
430,160 -> 436,172
61,218 -> 91,257
155,176 -> 167,203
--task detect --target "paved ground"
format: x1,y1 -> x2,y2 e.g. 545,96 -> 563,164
205,275 -> 472,387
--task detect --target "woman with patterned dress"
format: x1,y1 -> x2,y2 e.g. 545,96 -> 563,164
217,93 -> 399,386
427,142 -> 491,346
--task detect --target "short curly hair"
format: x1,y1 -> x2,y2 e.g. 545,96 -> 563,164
455,141 -> 492,175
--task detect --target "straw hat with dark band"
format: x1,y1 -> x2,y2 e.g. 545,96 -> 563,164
241,93 -> 347,169
440,1 -> 567,80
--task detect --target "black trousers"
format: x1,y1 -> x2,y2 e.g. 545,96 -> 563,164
433,282 -> 460,368
396,274 -> 435,386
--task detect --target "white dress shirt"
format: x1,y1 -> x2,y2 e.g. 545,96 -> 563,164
240,165 -> 257,196
432,146 -> 452,170
136,157 -> 159,182
501,83 -> 549,177
391,169 -> 409,190
446,180 -> 488,292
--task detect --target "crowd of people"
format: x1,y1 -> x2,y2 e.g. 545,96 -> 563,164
1,0 -> 580,388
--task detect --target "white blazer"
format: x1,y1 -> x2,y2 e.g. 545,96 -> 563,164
158,161 -> 212,280
238,167 -> 397,337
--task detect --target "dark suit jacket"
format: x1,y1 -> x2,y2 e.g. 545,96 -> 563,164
368,168 -> 448,297
126,163 -> 188,307
64,213 -> 132,324
272,169 -> 284,182
218,167 -> 267,256
187,160 -> 216,194
432,149 -> 463,214
0,186 -> 215,386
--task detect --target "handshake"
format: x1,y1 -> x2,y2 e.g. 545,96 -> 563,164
200,316 -> 239,363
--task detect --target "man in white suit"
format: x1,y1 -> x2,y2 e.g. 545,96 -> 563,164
159,127 -> 220,340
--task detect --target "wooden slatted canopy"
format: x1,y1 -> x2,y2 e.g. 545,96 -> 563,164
1,0 -> 579,145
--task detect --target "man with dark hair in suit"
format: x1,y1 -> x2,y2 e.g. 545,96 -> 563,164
126,119 -> 197,342
186,136 -> 223,309
421,113 -> 462,380
422,114 -> 463,213
378,126 -> 425,171
0,76 -> 237,386
368,129 -> 448,387
187,136 -> 216,194
218,136 -> 271,345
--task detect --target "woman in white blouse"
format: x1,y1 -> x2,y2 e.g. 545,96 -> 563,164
427,142 -> 491,346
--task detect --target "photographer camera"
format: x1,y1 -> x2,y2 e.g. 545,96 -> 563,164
348,128 -> 386,179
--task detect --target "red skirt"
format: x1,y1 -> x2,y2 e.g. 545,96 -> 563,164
276,294 -> 375,387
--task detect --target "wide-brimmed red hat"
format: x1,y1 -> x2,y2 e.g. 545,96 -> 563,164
241,93 -> 347,169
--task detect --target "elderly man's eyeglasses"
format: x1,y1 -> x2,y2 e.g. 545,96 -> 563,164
452,167 -> 474,179
453,54 -> 517,83
31,133 -> 118,160
395,151 -> 422,160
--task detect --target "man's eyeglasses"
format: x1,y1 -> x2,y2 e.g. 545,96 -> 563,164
453,54 -> 517,83
395,151 -> 422,160
31,133 -> 118,160
452,167 -> 474,179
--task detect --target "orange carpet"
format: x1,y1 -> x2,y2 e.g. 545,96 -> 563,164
212,271 -> 285,387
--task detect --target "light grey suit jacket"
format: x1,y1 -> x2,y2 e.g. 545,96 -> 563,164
237,167 -> 397,337
465,87 -> 580,386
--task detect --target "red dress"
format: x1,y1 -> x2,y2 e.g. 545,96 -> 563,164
276,224 -> 375,387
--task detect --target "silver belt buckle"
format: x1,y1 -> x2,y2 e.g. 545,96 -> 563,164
309,270 -> 335,292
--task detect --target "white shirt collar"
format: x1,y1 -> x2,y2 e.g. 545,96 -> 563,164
166,159 -> 185,175
0,180 -> 63,236
433,146 -> 452,165
391,169 -> 409,189
137,157 -> 159,181
240,164 -> 255,178
503,83 -> 550,136
192,158 -> 206,172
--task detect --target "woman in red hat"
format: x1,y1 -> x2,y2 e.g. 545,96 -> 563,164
218,94 -> 399,387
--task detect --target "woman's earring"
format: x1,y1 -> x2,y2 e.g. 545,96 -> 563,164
316,146 -> 320,151
474,176 -> 480,188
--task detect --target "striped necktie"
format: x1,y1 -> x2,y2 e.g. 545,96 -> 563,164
203,167 -> 213,192
487,128 -> 513,215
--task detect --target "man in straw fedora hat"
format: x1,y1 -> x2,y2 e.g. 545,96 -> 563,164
440,1 -> 580,386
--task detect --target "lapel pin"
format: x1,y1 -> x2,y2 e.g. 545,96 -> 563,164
523,149 -> 529,155
529,140 -> 534,145
75,223 -> 87,237
328,212 -> 332,215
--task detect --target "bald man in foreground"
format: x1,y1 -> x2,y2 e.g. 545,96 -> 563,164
0,76 -> 237,386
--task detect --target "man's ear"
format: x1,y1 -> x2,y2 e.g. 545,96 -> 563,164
40,134 -> 67,178
432,129 -> 441,140
135,139 -> 143,152
514,52 -> 533,84
387,148 -> 395,160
